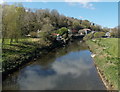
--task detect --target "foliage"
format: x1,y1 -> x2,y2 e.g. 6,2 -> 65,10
55,27 -> 68,36
2,3 -> 108,45
83,32 -> 105,40
93,32 -> 105,38
111,27 -> 118,38
2,4 -> 25,44
29,32 -> 38,38
83,33 -> 94,40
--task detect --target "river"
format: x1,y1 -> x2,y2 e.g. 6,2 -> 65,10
2,40 -> 106,90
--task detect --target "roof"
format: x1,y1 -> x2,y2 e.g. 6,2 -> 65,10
51,33 -> 60,36
83,29 -> 91,31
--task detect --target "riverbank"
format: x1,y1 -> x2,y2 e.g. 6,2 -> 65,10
86,38 -> 119,90
2,38 -> 65,80
2,40 -> 107,90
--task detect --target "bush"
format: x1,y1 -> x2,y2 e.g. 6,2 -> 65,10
83,33 -> 94,40
39,32 -> 50,41
29,32 -> 38,38
94,32 -> 105,38
56,27 -> 68,36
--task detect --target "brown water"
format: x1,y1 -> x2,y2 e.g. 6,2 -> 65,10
2,41 -> 106,90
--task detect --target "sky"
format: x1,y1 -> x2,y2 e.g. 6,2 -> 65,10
6,1 -> 118,28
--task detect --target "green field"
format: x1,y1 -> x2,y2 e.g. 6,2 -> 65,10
87,38 -> 119,90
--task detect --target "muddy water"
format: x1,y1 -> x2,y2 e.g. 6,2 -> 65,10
2,41 -> 106,90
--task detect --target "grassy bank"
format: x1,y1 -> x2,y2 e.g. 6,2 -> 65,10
2,38 -> 58,79
2,38 -> 51,62
86,38 -> 119,90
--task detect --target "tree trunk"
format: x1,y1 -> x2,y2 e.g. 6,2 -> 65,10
2,38 -> 4,44
10,38 -> 13,45
15,38 -> 19,43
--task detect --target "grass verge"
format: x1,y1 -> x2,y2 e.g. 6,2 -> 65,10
86,38 -> 119,90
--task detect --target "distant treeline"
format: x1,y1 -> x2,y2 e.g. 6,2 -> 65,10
1,3 -> 118,44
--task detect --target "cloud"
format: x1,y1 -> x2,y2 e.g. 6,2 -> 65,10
64,0 -> 100,9
26,0 -> 32,2
0,0 -> 4,4
79,16 -> 84,19
22,0 -> 119,9
52,59 -> 92,78
17,51 -> 93,90
2,0 -> 120,3
81,3 -> 95,9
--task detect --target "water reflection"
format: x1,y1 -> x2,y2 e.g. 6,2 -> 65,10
3,41 -> 106,90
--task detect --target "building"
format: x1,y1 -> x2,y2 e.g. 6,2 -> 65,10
78,29 -> 92,35
82,29 -> 91,35
105,32 -> 111,38
37,29 -> 41,38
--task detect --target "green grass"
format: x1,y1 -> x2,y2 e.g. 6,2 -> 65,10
2,38 -> 52,62
2,38 -> 53,74
2,38 -> 31,45
87,38 -> 119,90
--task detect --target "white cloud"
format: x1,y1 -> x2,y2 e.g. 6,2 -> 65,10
64,0 -> 100,9
26,0 -> 32,2
0,0 -> 4,4
79,16 -> 84,19
2,0 -> 119,9
64,0 -> 99,2
64,0 -> 119,9
3,0 -> 119,3
81,2 -> 95,9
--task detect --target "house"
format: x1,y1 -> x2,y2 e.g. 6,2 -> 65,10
78,29 -> 92,35
51,33 -> 59,36
37,29 -> 41,33
25,34 -> 31,37
82,29 -> 91,35
68,29 -> 72,34
56,34 -> 62,41
78,30 -> 85,35
37,29 -> 41,38
51,33 -> 61,40
105,32 -> 111,38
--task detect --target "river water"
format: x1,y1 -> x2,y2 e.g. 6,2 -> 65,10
2,40 -> 106,90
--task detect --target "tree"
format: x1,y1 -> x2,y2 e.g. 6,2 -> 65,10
15,4 -> 25,42
83,33 -> 94,40
56,27 -> 68,36
29,32 -> 38,38
72,20 -> 81,30
2,4 -> 25,44
94,32 -> 105,38
111,27 -> 118,38
39,23 -> 54,41
81,20 -> 91,28
50,9 -> 59,27
102,27 -> 109,32
2,5 -> 18,44
22,9 -> 37,35
2,3 -> 111,44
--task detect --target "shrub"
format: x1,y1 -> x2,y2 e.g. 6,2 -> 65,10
83,33 -> 94,40
29,32 -> 38,38
56,27 -> 68,36
94,32 -> 105,38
